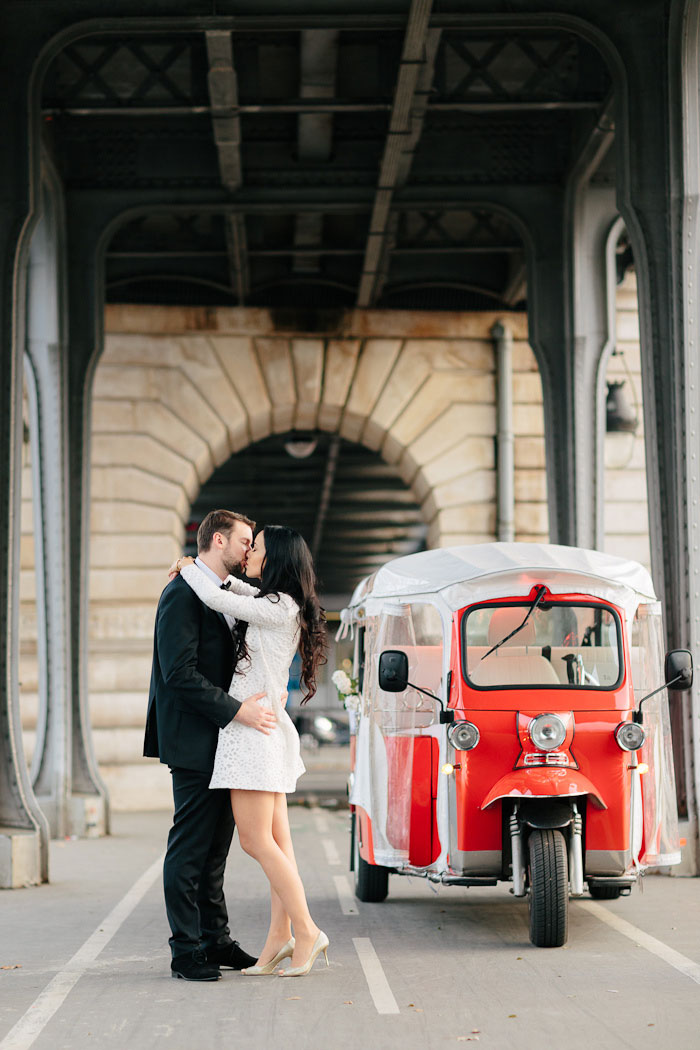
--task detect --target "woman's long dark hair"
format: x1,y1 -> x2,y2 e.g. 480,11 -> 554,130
234,525 -> 326,702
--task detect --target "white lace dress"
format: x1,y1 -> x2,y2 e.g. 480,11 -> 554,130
180,564 -> 306,792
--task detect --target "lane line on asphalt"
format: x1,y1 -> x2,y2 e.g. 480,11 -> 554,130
0,853 -> 164,1050
321,837 -> 341,866
353,938 -> 400,1015
578,900 -> 700,985
333,874 -> 359,915
310,807 -> 329,835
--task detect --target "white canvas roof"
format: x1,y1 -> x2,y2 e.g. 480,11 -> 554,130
343,542 -> 656,622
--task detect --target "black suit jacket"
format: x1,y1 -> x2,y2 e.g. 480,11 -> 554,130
144,574 -> 240,773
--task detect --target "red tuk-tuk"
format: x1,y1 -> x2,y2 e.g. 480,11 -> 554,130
338,543 -> 692,947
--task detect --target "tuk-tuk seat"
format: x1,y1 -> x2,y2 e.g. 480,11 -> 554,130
468,646 -> 561,687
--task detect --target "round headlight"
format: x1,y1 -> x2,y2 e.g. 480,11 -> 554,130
529,714 -> 566,751
448,721 -> 480,751
615,721 -> 646,752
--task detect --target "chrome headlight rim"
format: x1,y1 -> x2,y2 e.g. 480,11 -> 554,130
529,713 -> 567,752
615,721 -> 646,752
447,720 -> 480,751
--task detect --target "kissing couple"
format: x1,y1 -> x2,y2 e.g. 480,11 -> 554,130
144,509 -> 329,981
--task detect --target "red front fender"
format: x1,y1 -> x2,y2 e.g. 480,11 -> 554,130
481,768 -> 607,811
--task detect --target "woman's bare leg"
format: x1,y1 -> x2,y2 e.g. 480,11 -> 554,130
255,795 -> 296,964
231,789 -> 320,966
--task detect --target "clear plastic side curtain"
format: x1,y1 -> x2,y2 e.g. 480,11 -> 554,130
631,603 -> 682,867
359,604 -> 415,867
350,603 -> 444,868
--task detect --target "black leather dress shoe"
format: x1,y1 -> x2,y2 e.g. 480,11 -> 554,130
171,949 -> 221,981
205,940 -> 257,970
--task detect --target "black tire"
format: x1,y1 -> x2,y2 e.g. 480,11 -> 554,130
352,811 -> 390,903
588,883 -> 622,900
528,828 -> 569,948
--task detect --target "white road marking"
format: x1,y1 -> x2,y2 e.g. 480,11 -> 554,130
353,938 -> 400,1015
310,806 -> 329,835
578,900 -> 700,985
333,874 -> 359,915
321,837 -> 341,866
0,853 -> 164,1050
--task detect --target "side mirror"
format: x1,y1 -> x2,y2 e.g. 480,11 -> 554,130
665,649 -> 693,691
378,649 -> 409,692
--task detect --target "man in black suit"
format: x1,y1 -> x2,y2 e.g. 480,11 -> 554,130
144,508 -> 277,981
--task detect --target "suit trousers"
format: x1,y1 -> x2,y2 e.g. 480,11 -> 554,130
163,767 -> 235,958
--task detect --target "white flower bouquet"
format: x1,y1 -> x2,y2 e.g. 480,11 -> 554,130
332,662 -> 361,714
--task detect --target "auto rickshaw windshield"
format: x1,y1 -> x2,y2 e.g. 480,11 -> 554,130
462,601 -> 623,690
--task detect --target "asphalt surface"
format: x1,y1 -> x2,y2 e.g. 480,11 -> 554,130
2,805 -> 700,1050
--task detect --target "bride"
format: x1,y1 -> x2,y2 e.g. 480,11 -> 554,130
172,524 -> 328,977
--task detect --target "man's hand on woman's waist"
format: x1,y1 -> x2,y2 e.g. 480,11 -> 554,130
233,692 -> 278,734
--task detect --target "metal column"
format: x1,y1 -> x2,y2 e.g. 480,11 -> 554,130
25,159 -> 107,838
0,47 -> 50,886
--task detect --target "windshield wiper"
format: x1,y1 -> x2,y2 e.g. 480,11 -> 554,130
480,585 -> 547,662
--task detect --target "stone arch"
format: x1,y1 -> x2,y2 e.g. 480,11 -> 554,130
90,307 -> 542,565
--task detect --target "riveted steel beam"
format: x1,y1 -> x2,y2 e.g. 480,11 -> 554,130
205,30 -> 249,302
224,214 -> 249,303
206,32 -> 243,192
107,245 -> 521,258
292,30 -> 339,275
43,100 -> 602,117
90,184 -> 563,220
357,0 -> 440,307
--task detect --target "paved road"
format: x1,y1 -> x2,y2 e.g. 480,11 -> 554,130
2,808 -> 700,1050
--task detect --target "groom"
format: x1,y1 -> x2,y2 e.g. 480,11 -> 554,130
144,508 -> 277,981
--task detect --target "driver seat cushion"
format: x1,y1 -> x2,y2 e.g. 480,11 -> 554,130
469,648 -> 561,687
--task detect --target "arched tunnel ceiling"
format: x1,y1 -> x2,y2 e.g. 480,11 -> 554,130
185,433 -> 427,596
41,16 -> 613,311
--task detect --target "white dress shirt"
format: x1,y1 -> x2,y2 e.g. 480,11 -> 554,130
194,557 -> 236,632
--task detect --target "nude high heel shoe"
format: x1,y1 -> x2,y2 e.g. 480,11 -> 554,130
241,938 -> 295,976
279,932 -> 329,977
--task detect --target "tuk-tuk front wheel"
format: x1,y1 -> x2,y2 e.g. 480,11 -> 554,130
528,828 -> 569,948
351,811 -> 389,903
